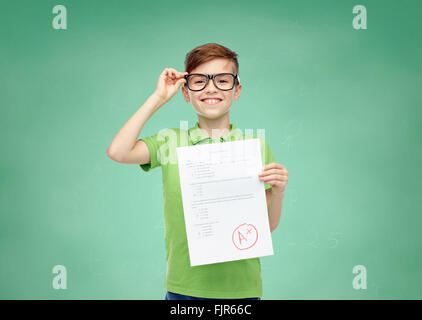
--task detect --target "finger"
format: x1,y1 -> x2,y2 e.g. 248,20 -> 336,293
168,68 -> 181,77
159,68 -> 169,78
165,71 -> 177,82
259,177 -> 287,185
163,68 -> 174,80
259,174 -> 287,182
177,78 -> 186,86
262,163 -> 286,170
262,163 -> 275,171
259,169 -> 285,177
164,70 -> 173,82
175,70 -> 188,76
263,180 -> 284,187
177,71 -> 188,78
259,171 -> 287,180
173,72 -> 183,80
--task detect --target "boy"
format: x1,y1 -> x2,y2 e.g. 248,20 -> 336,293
107,43 -> 288,300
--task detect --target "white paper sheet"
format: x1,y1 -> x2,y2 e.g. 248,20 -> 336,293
176,138 -> 274,266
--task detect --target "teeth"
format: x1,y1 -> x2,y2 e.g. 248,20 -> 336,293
203,99 -> 221,104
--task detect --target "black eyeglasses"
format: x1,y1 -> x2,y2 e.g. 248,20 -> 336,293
184,73 -> 240,91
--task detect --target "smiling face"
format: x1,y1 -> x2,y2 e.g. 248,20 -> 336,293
181,58 -> 242,120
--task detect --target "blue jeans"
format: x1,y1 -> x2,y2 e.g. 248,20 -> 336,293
165,291 -> 261,300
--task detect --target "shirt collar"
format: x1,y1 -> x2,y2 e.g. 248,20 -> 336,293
188,121 -> 243,145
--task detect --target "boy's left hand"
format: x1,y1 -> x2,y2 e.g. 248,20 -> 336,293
258,163 -> 288,195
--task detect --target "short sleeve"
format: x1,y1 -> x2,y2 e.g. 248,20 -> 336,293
139,133 -> 163,172
259,138 -> 276,190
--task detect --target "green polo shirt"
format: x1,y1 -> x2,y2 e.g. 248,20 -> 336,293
139,121 -> 275,299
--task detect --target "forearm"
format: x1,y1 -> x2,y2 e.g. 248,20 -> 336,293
268,191 -> 284,232
107,93 -> 165,157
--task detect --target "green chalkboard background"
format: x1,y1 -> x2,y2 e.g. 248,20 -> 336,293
1,0 -> 421,299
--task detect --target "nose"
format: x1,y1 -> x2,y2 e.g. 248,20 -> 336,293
204,77 -> 218,92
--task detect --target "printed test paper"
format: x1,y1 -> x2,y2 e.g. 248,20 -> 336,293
176,138 -> 274,266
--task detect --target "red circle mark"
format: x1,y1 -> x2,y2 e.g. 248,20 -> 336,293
232,223 -> 259,250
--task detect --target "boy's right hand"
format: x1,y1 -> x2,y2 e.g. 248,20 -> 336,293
153,68 -> 188,106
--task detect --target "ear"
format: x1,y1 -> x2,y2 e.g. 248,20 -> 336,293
181,85 -> 190,103
233,83 -> 242,101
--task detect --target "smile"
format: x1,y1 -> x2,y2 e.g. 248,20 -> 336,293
201,98 -> 222,105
